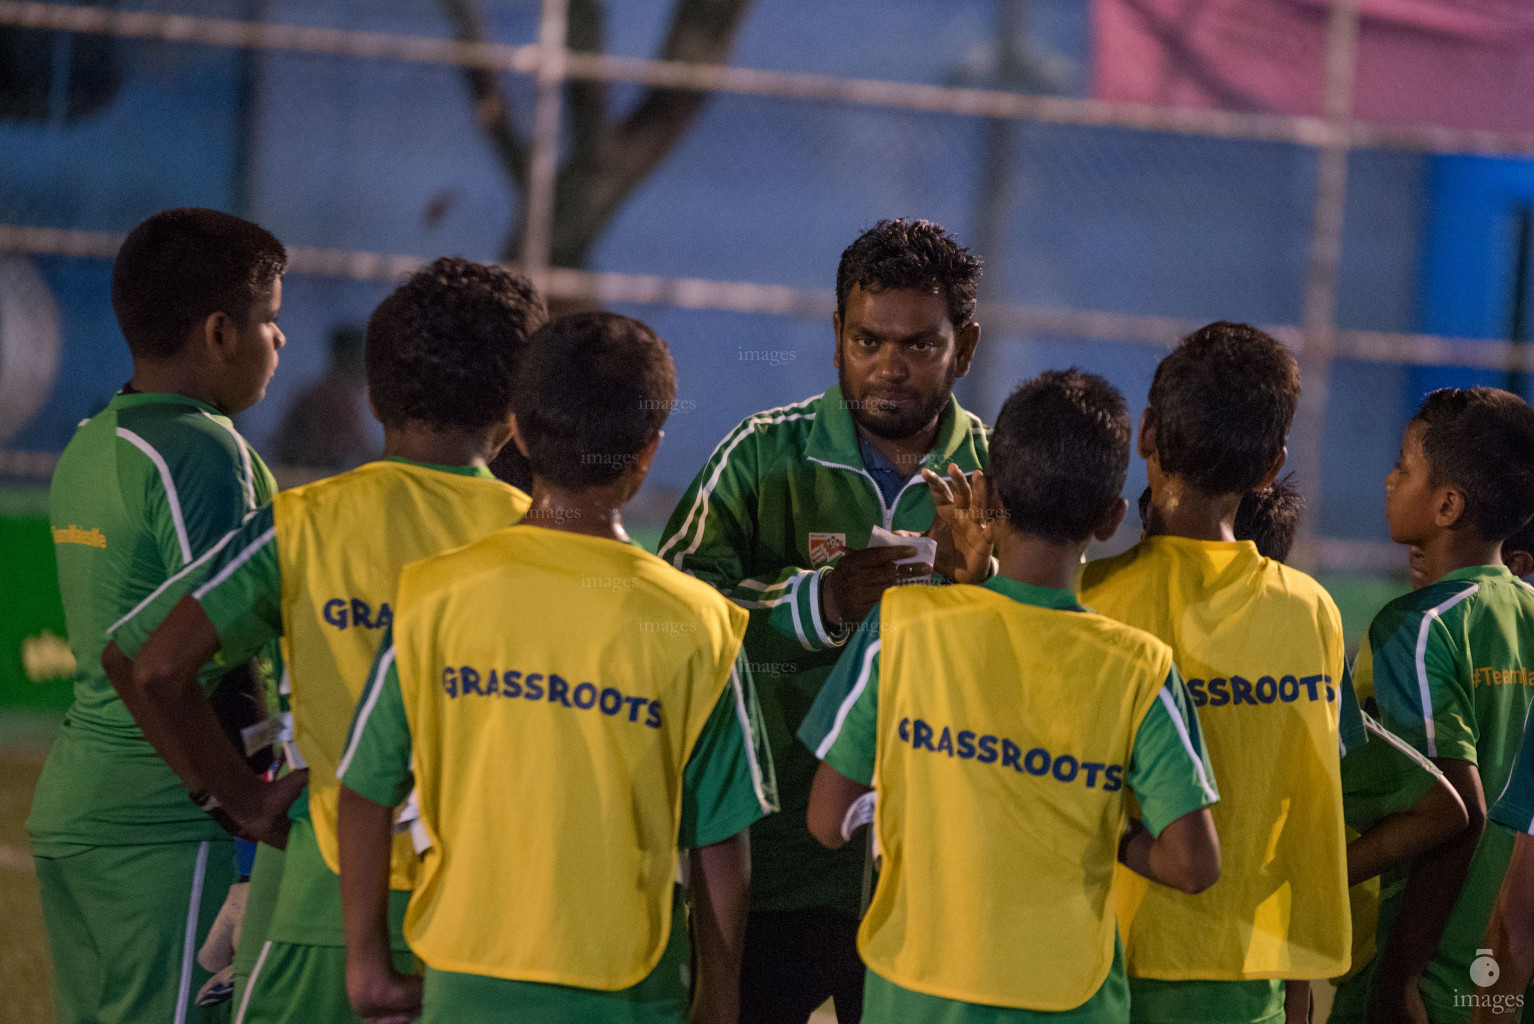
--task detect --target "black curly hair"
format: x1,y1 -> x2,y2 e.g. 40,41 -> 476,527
1412,387 -> 1534,543
366,257 -> 547,431
1147,321 -> 1301,497
835,219 -> 981,331
111,208 -> 287,359
991,369 -> 1131,544
512,312 -> 676,490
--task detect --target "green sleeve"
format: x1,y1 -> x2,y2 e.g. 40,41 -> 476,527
1341,712 -> 1441,833
190,503 -> 283,664
1492,708 -> 1534,835
796,604 -> 882,786
657,419 -> 846,653
1367,592 -> 1477,763
1127,666 -> 1220,837
679,648 -> 779,849
1337,659 -> 1368,757
337,632 -> 414,808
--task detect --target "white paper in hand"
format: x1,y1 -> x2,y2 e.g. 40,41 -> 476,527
867,525 -> 936,567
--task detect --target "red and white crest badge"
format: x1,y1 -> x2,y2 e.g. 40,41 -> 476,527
808,532 -> 847,567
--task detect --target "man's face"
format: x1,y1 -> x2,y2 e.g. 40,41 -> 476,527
1385,420 -> 1440,547
218,277 -> 285,414
834,284 -> 972,442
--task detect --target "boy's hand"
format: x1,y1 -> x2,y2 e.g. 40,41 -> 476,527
347,960 -> 422,1024
233,769 -> 308,849
821,545 -> 927,628
922,464 -> 994,584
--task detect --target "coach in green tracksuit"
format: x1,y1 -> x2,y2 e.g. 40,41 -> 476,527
27,209 -> 305,1024
659,219 -> 992,1024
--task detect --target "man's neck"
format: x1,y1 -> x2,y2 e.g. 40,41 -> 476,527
994,531 -> 1088,593
1412,530 -> 1505,586
524,478 -> 631,542
382,427 -> 494,469
127,361 -> 223,413
1146,477 -> 1240,543
855,419 -> 939,476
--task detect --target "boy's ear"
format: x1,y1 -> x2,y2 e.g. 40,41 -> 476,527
1434,486 -> 1467,530
1137,410 -> 1157,462
509,417 -> 530,458
1257,446 -> 1288,490
1094,497 -> 1129,543
202,310 -> 238,362
1505,549 -> 1534,580
484,414 -> 517,462
633,430 -> 663,476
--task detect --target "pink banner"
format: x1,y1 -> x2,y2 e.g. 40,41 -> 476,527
1092,0 -> 1534,132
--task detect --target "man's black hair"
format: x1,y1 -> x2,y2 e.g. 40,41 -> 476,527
835,218 -> 981,331
366,257 -> 547,431
512,312 -> 676,490
1234,474 -> 1304,564
1411,387 -> 1534,543
111,208 -> 287,360
991,369 -> 1130,544
1147,321 -> 1300,496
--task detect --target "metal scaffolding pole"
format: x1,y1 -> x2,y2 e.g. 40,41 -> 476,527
521,0 -> 569,293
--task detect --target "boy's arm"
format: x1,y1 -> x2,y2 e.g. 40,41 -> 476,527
1372,758 -> 1487,1024
797,604 -> 883,849
1346,766 -> 1468,886
1470,831 -> 1534,1024
106,505 -> 298,844
336,636 -> 420,1024
688,830 -> 750,1024
1120,665 -> 1222,894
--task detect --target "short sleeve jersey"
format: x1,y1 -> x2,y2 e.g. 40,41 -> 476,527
1491,705 -> 1534,835
28,391 -> 276,852
797,577 -> 1217,1024
1354,563 -> 1534,1019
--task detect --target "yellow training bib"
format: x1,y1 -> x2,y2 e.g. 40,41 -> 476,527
862,584 -> 1172,1011
392,525 -> 747,988
1081,536 -> 1351,980
274,460 -> 529,890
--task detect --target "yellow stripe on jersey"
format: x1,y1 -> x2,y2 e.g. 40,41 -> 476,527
274,460 -> 530,891
1080,535 -> 1351,981
391,525 -> 747,988
861,584 -> 1172,1011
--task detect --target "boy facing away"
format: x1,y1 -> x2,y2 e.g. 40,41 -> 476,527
337,312 -> 778,1024
27,208 -> 299,1024
800,369 -> 1221,1023
105,258 -> 547,1024
1332,387 -> 1534,1024
1079,322 -> 1362,1024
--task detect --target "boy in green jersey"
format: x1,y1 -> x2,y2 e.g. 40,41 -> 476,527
338,313 -> 777,1024
801,369 -> 1221,1024
1332,387 -> 1534,1024
104,258 -> 548,1024
27,208 -> 304,1024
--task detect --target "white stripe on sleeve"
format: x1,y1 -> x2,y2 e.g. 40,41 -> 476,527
117,427 -> 192,566
1413,584 -> 1479,758
1157,685 -> 1217,804
815,639 -> 880,760
337,645 -> 396,781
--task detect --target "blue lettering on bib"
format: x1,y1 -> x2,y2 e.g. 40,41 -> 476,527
440,663 -> 662,728
1186,673 -> 1334,708
323,598 -> 393,630
894,716 -> 1123,789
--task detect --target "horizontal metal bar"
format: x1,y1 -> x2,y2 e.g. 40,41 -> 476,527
3,0 -> 1534,157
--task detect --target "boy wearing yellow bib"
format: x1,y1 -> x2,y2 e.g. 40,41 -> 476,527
106,258 -> 547,1024
1079,322 -> 1363,1024
338,312 -> 778,1024
801,369 -> 1222,1023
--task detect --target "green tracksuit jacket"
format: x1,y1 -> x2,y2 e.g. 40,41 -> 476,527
658,384 -> 989,914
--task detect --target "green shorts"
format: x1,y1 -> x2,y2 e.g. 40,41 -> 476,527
34,838 -> 238,1024
232,840 -> 285,1014
1128,977 -> 1285,1024
235,941 -> 417,1024
419,890 -> 692,1024
861,935 -> 1129,1023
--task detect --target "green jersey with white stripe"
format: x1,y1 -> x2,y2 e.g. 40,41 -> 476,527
28,390 -> 277,853
1357,563 -> 1534,1024
656,385 -> 989,914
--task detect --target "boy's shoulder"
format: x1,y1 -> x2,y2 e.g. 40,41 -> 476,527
112,398 -> 251,476
1367,571 -> 1511,648
887,581 -> 1174,674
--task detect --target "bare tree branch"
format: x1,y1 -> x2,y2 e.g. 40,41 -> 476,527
440,0 -> 530,199
551,0 -> 754,267
566,0 -> 608,162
